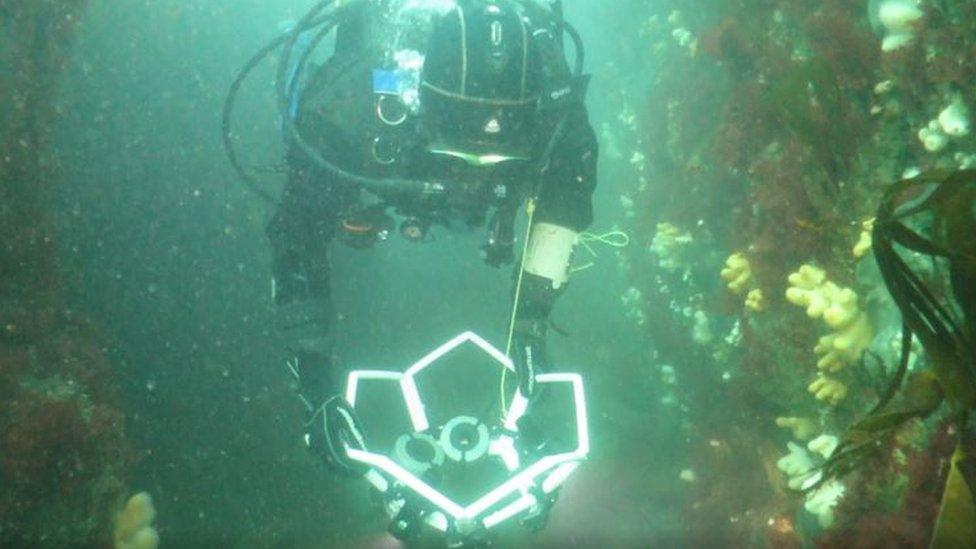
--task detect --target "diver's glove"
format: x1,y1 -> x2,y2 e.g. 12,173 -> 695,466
305,395 -> 368,478
285,350 -> 335,410
511,318 -> 548,399
481,236 -> 514,267
482,207 -> 516,266
285,350 -> 366,477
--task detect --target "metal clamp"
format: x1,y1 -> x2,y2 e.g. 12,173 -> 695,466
376,93 -> 408,126
371,136 -> 400,165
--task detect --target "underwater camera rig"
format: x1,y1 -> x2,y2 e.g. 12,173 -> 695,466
221,0 -> 586,204
337,332 -> 588,547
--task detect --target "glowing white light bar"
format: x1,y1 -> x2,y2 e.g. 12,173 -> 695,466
403,331 -> 515,377
365,469 -> 389,492
482,493 -> 538,529
489,435 -> 520,471
404,332 -> 473,376
346,448 -> 466,517
503,392 -> 529,432
537,372 -> 590,454
400,375 -> 429,432
342,334 -> 590,532
464,332 -> 516,371
346,370 -> 403,406
463,454 -> 571,518
541,462 -> 579,493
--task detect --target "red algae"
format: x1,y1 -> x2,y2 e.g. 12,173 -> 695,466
1,1 -> 132,545
815,421 -> 954,548
622,0 -> 976,546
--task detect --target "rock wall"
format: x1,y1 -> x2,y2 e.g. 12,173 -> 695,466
604,0 -> 976,545
1,2 -> 131,546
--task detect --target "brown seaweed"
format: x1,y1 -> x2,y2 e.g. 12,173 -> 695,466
809,170 -> 976,544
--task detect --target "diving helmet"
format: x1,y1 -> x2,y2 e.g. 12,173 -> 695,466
420,0 -> 542,166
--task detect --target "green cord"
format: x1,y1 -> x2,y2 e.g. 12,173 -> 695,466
571,230 -> 631,272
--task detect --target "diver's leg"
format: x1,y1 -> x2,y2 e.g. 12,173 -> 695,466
268,171 -> 339,411
273,251 -> 335,412
268,173 -> 365,475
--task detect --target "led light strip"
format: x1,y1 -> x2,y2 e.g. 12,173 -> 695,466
342,333 -> 589,530
541,462 -> 580,494
483,493 -> 538,529
503,391 -> 528,432
346,448 -> 466,518
538,372 -> 590,454
400,374 -> 428,432
345,375 -> 587,523
345,370 -> 403,406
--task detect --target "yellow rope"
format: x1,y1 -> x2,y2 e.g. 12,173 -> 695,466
499,223 -> 629,416
500,198 -> 537,417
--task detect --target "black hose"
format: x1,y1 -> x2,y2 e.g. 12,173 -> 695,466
228,0 -> 586,201
275,0 -> 443,198
221,12 -> 336,204
562,21 -> 584,78
289,17 -> 337,106
222,35 -> 289,203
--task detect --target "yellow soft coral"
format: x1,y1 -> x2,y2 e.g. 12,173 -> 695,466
852,218 -> 875,259
720,252 -> 752,294
808,375 -> 848,405
114,492 -> 159,549
745,288 -> 765,311
650,222 -> 694,271
785,265 -> 831,317
815,315 -> 874,373
775,416 -> 818,440
786,265 -> 874,373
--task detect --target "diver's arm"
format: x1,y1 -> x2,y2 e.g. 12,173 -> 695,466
519,101 -> 598,310
532,103 -> 599,234
269,153 -> 367,476
510,103 -> 598,396
268,150 -> 339,400
268,49 -> 365,376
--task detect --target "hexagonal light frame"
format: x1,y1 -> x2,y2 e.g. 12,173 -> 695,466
342,331 -> 589,532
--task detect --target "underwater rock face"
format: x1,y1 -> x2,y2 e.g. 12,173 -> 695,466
1,1 -> 131,545
649,221 -> 694,272
609,0 -> 976,545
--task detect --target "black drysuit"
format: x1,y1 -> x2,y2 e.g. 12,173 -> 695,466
267,17 -> 598,404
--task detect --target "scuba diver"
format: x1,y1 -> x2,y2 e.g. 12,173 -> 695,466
223,0 -> 595,543
253,0 -> 597,478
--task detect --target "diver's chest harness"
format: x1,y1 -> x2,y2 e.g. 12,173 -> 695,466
368,93 -> 531,249
343,11 -> 588,255
276,0 -> 588,255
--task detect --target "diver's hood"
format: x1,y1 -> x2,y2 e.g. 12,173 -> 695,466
420,0 -> 542,164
